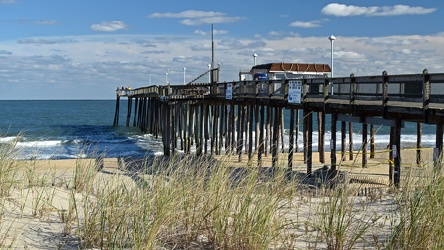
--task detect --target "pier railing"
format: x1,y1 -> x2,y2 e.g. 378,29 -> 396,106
117,70 -> 444,111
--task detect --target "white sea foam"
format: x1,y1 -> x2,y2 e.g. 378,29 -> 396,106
15,140 -> 63,148
0,136 -> 19,143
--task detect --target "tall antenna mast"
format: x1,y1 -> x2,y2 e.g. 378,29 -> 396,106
210,23 -> 214,83
211,23 -> 214,69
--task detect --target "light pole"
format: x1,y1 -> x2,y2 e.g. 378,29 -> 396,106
328,35 -> 336,77
208,64 -> 211,83
183,67 -> 186,85
165,69 -> 169,84
328,35 -> 336,95
253,53 -> 258,66
149,74 -> 152,85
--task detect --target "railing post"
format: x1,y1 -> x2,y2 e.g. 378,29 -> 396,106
349,73 -> 355,107
382,71 -> 389,118
268,80 -> 272,98
284,79 -> 289,101
423,69 -> 430,123
324,75 -> 329,109
302,77 -> 307,102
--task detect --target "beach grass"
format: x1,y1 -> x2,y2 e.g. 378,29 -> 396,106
0,139 -> 444,249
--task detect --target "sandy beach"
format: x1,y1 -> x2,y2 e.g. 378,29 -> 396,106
0,147 -> 438,249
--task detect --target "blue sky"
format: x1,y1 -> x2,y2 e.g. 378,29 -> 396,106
0,0 -> 442,99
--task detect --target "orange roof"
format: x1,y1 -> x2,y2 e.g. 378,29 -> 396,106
251,62 -> 331,73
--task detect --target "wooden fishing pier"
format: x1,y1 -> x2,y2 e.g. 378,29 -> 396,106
113,67 -> 444,187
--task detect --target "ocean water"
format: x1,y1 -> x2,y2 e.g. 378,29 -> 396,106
0,100 -> 438,160
0,100 -> 164,160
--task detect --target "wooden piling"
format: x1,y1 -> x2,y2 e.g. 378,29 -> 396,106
211,104 -> 217,155
362,123 -> 368,168
248,105 -> 254,160
258,105 -> 265,167
133,98 -> 138,127
288,108 -> 295,173
113,95 -> 120,127
307,110 -> 313,176
187,103 -> 193,154
230,104 -> 236,154
435,123 -> 443,169
238,104 -> 245,162
349,122 -> 353,160
417,122 -> 421,166
370,124 -> 375,158
331,113 -> 337,171
393,119 -> 402,187
341,121 -> 346,161
267,106 -> 272,156
389,126 -> 395,185
126,97 -> 132,127
295,109 -> 300,153
272,107 -> 281,168
318,112 -> 325,163
235,104 -> 241,157
204,104 -> 209,154
303,109 -> 308,164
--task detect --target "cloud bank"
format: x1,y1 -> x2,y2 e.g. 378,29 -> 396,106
322,3 -> 436,17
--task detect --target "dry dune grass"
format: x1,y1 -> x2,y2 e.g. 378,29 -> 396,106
0,140 -> 443,249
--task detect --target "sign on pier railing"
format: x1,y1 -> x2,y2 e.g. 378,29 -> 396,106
226,83 -> 233,100
288,80 -> 302,104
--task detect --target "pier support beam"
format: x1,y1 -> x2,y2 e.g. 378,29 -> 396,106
435,123 -> 443,169
258,105 -> 265,167
295,109 -> 300,153
362,123 -> 368,168
133,98 -> 138,126
303,110 -> 308,164
288,108 -> 295,177
248,105 -> 254,160
318,112 -> 325,163
126,97 -> 132,127
271,107 -> 281,168
331,113 -> 337,172
389,119 -> 402,187
341,121 -> 346,161
417,122 -> 422,167
113,95 -> 120,127
305,109 -> 313,176
370,124 -> 375,158
349,122 -> 353,160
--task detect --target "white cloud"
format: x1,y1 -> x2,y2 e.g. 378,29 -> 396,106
150,10 -> 224,19
194,30 -> 207,36
17,38 -> 58,44
321,3 -> 436,17
334,51 -> 366,61
149,10 -> 244,26
289,20 -> 321,28
90,21 -> 128,32
194,29 -> 228,35
33,20 -> 60,25
181,16 -> 243,25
